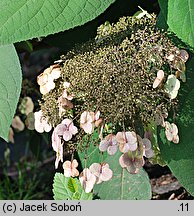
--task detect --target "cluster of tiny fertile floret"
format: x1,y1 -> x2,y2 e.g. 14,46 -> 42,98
42,16 -> 177,127
33,14 -> 189,192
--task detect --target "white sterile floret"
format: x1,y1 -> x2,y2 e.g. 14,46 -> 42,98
142,138 -> 154,158
116,131 -> 138,153
89,163 -> 113,184
12,116 -> 25,131
165,121 -> 179,144
55,118 -> 78,141
79,168 -> 96,193
37,65 -> 61,95
52,129 -> 63,169
34,110 -> 52,133
153,70 -> 164,89
63,159 -> 79,177
165,74 -> 180,99
80,111 -> 101,134
99,134 -> 118,155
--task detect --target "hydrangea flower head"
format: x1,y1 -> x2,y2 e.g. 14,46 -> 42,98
79,168 -> 96,193
165,74 -> 180,99
116,131 -> 138,153
89,163 -> 113,184
99,134 -> 118,155
63,159 -> 79,177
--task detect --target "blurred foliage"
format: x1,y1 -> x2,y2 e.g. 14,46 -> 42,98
0,161 -> 53,200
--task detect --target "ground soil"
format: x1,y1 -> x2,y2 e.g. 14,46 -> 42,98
144,162 -> 194,200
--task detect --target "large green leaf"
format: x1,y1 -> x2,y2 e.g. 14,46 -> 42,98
168,0 -> 194,48
0,0 -> 116,45
94,151 -> 152,200
78,138 -> 151,200
159,56 -> 194,196
53,173 -> 93,200
0,45 -> 22,141
158,0 -> 194,48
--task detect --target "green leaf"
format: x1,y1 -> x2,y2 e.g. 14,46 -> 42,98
76,184 -> 93,200
94,151 -> 152,200
78,139 -> 151,200
53,173 -> 73,200
168,0 -> 194,47
53,173 -> 93,200
68,178 -> 78,193
0,44 -> 22,141
158,0 -> 194,48
159,56 -> 194,196
0,0 -> 116,45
